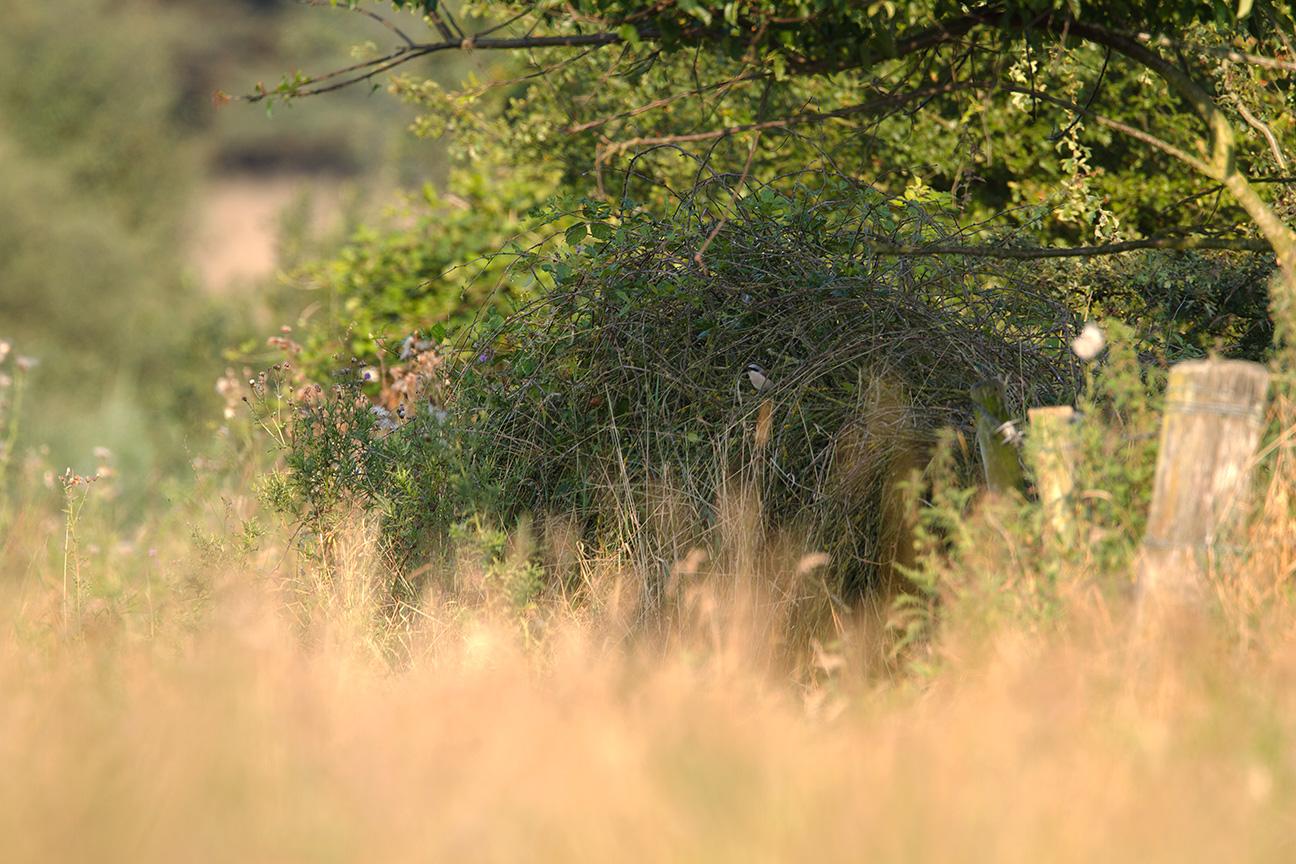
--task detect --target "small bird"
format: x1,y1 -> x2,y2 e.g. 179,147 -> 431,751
743,362 -> 771,393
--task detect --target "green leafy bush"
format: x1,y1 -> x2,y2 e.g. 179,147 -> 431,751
1038,250 -> 1276,362
287,160 -> 564,380
264,176 -> 1087,597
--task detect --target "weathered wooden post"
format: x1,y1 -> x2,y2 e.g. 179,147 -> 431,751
971,381 -> 1025,494
1027,406 -> 1078,545
1137,359 -> 1270,606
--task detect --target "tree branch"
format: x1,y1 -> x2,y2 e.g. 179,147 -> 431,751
1235,100 -> 1288,171
245,31 -> 639,103
594,79 -> 980,158
863,236 -> 1270,259
250,4 -> 1296,297
1136,32 -> 1296,74
567,73 -> 760,134
1062,21 -> 1296,297
244,4 -> 1014,104
304,0 -> 416,48
995,84 -> 1212,175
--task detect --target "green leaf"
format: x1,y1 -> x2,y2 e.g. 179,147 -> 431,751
565,223 -> 588,246
617,24 -> 641,47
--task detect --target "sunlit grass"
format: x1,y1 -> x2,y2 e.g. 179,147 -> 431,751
2,428 -> 1296,863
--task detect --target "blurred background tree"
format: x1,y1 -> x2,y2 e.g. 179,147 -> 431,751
0,0 -> 451,503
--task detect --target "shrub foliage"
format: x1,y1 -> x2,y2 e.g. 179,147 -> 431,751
264,175 -> 1088,596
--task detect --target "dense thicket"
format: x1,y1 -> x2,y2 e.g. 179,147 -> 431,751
255,0 -> 1296,591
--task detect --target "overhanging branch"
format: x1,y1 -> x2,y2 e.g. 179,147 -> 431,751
245,31 -> 636,103
242,4 -> 1012,103
595,79 -> 980,158
863,236 -> 1271,259
1060,20 -> 1296,293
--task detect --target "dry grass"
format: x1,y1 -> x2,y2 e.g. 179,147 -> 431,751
3,441 -> 1296,864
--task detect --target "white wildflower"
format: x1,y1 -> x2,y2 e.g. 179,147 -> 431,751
1071,322 -> 1105,361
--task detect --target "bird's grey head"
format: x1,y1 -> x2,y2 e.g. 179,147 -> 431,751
743,363 -> 765,375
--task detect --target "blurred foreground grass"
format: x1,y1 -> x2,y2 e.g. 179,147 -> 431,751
3,400 -> 1296,863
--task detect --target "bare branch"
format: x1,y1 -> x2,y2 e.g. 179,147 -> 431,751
299,0 -> 417,47
1136,32 -> 1296,73
422,4 -> 461,42
567,73 -> 759,134
595,79 -> 981,158
473,8 -> 533,40
996,84 -> 1212,175
863,236 -> 1271,259
245,31 -> 637,103
1235,100 -> 1288,171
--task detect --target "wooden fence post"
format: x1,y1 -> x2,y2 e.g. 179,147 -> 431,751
1138,359 -> 1270,605
1027,406 -> 1078,544
971,381 -> 1025,494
